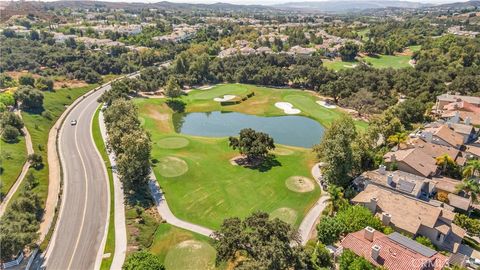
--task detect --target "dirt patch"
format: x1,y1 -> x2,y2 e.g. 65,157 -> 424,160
285,176 -> 315,193
229,155 -> 264,167
5,71 -> 40,80
53,79 -> 88,89
145,104 -> 173,133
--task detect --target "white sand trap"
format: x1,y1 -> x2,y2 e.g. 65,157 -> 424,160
316,100 -> 337,109
275,102 -> 301,114
198,85 -> 214,90
213,95 -> 236,102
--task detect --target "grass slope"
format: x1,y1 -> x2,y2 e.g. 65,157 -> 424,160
363,54 -> 411,69
149,224 -> 216,270
14,85 -> 97,208
0,136 -> 27,197
92,107 -> 116,270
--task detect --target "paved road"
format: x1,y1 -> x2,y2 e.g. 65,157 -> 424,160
44,86 -> 110,270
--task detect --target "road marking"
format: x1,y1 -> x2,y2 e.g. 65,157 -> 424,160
66,94 -> 101,269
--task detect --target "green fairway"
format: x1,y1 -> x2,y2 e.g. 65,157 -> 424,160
149,224 -> 216,270
136,84 -> 361,229
323,59 -> 359,71
0,136 -> 27,197
363,54 -> 412,69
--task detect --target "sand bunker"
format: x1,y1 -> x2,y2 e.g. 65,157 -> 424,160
285,176 -> 315,193
316,100 -> 337,109
198,85 -> 214,90
275,102 -> 301,114
213,95 -> 236,102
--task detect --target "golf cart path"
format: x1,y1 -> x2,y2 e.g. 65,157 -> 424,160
98,110 -> 214,239
298,163 -> 329,245
0,110 -> 34,217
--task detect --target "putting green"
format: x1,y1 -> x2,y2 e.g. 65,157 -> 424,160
272,147 -> 294,156
271,207 -> 298,225
285,176 -> 315,193
164,240 -> 216,270
158,156 -> 189,178
158,137 -> 190,149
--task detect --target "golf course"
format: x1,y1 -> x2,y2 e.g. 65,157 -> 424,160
135,84 -> 366,232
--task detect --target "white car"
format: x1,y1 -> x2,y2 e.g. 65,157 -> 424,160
70,120 -> 77,126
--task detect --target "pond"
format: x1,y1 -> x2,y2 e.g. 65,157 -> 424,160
173,111 -> 325,148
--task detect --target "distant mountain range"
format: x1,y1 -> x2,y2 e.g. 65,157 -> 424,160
272,0 -> 432,13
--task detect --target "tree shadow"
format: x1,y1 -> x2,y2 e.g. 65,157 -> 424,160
166,99 -> 186,113
237,154 -> 281,172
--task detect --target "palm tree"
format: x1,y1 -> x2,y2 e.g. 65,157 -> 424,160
456,178 -> 480,203
463,160 -> 480,179
324,185 -> 346,216
435,154 -> 455,174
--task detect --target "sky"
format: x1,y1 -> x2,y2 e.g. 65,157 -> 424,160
0,0 -> 470,5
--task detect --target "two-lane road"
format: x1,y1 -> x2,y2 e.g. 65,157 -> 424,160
45,85 -> 110,269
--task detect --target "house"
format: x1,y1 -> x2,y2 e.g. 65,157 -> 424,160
340,227 -> 449,270
354,166 -> 434,199
431,176 -> 472,212
420,124 -> 466,149
256,46 -> 273,54
218,48 -> 238,58
288,45 -> 316,56
409,138 -> 463,165
384,148 -> 438,177
239,46 -> 256,56
435,94 -> 480,113
465,145 -> 480,159
352,185 -> 465,252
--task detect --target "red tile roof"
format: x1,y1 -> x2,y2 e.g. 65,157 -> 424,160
340,229 -> 449,270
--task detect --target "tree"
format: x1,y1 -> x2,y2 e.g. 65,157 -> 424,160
164,76 -> 182,99
387,131 -> 408,148
2,125 -> 20,142
228,128 -> 275,162
415,236 -> 436,250
30,30 -> 40,41
316,216 -> 346,245
28,153 -> 43,170
0,74 -> 16,89
363,40 -> 377,56
462,159 -> 480,180
18,75 -> 35,87
436,154 -> 461,179
336,205 -> 383,233
456,178 -> 480,203
0,111 -> 24,131
13,86 -> 44,111
304,241 -> 333,269
35,77 -> 54,91
393,99 -> 426,129
212,212 -> 304,269
314,116 -> 356,187
324,185 -> 347,216
339,42 -> 359,61
339,249 -> 377,270
454,214 -> 480,236
116,130 -> 151,192
123,252 -> 165,270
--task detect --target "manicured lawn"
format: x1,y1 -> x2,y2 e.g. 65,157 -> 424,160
14,85 -> 97,207
180,84 -> 366,130
92,107 -> 116,270
134,84 -> 359,230
0,137 -> 27,197
323,59 -> 359,71
363,54 -> 412,69
408,45 -> 422,52
149,224 -> 216,270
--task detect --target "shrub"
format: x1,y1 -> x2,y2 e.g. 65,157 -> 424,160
18,75 -> 35,86
2,125 -> 20,142
317,216 -> 346,245
28,153 -> 43,170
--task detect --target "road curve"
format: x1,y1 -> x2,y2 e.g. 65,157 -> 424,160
44,86 -> 110,270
